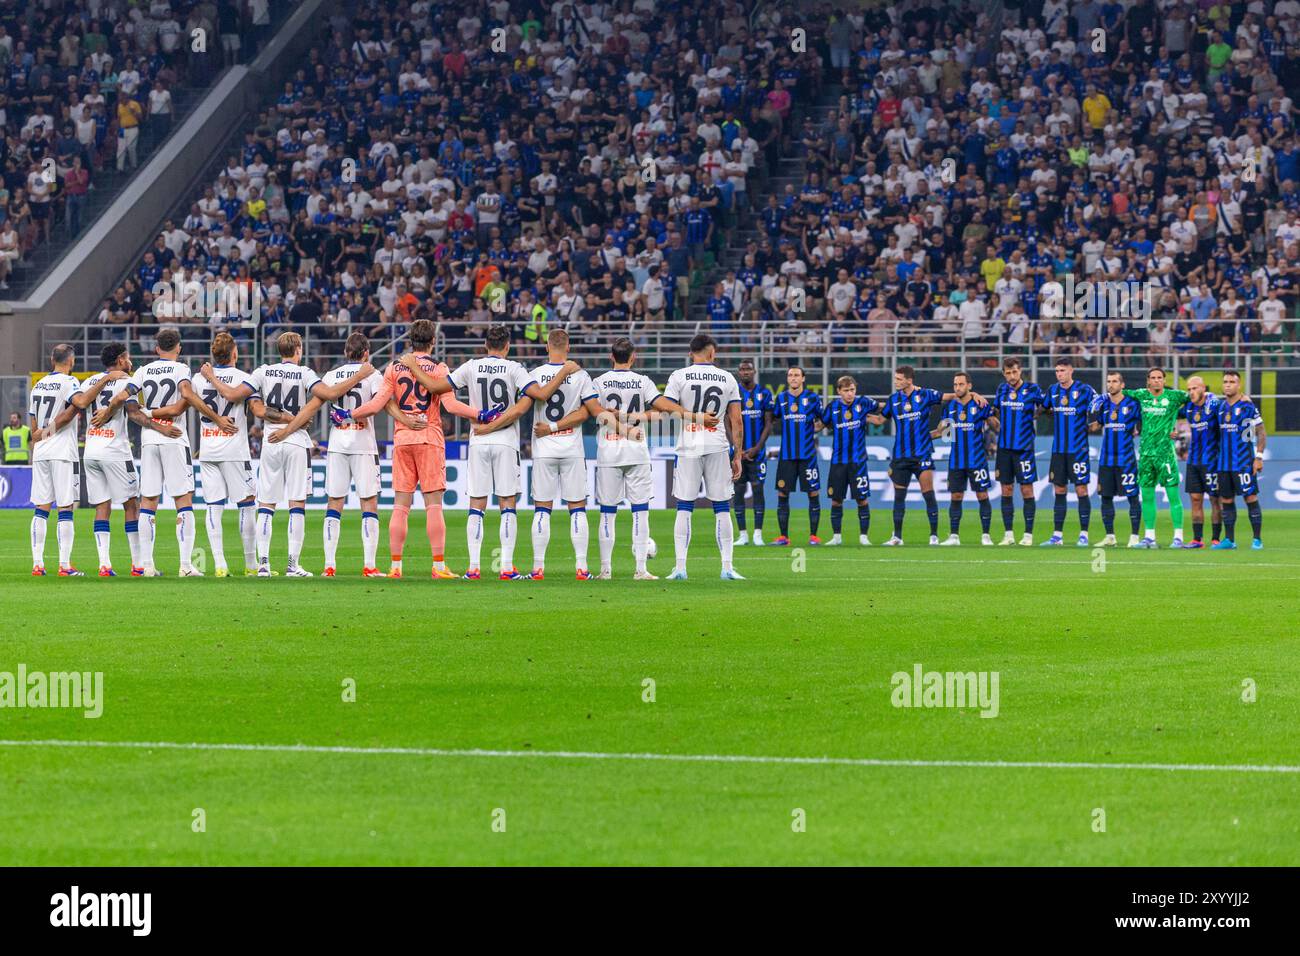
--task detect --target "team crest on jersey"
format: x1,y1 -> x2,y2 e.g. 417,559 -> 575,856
1159,397 -> 1168,407
1110,410 -> 1118,420
746,399 -> 753,407
959,410 -> 967,421
1009,390 -> 1017,400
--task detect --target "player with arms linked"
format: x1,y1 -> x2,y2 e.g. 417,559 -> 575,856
1089,372 -> 1144,548
1211,370 -> 1265,550
1179,375 -> 1222,549
820,375 -> 882,546
934,371 -> 997,546
733,359 -> 773,546
991,358 -> 1044,546
771,366 -> 823,546
1040,358 -> 1097,547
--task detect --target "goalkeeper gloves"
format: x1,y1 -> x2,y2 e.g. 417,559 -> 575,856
330,407 -> 352,427
477,404 -> 505,425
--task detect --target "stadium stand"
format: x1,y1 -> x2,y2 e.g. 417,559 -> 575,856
0,0 -> 295,298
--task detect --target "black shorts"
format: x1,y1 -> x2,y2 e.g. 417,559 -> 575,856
776,456 -> 820,494
996,447 -> 1038,484
736,455 -> 767,485
828,460 -> 871,502
1185,464 -> 1219,496
30,201 -> 50,220
947,464 -> 992,493
1098,464 -> 1138,498
1049,450 -> 1091,487
889,456 -> 934,486
1216,468 -> 1259,499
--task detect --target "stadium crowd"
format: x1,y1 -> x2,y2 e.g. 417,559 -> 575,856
0,0 -> 285,287
89,0 -> 1300,383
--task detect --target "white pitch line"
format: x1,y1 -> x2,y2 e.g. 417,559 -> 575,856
745,555 -> 1299,568
1,738 -> 1297,775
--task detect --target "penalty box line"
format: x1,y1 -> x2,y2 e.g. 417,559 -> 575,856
1,738 -> 1298,775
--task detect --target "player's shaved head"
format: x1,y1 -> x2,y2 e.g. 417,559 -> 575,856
51,344 -> 75,368
344,332 -> 370,361
101,342 -> 128,369
409,319 -> 435,351
156,328 -> 181,353
211,332 -> 236,365
485,324 -> 510,352
610,337 -> 635,364
277,331 -> 303,358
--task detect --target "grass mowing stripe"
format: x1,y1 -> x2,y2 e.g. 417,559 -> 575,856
3,738 -> 1299,775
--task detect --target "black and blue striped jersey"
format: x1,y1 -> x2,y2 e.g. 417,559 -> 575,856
1043,381 -> 1097,454
1216,398 -> 1263,473
1181,397 -> 1220,468
882,387 -> 943,459
820,397 -> 880,464
941,397 -> 994,469
773,388 -> 822,460
991,380 -> 1044,451
738,383 -> 774,451
1092,393 -> 1141,468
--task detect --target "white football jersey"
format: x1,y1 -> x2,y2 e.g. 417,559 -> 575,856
249,361 -> 322,450
28,371 -> 81,462
131,359 -> 193,447
192,367 -> 254,462
592,369 -> 662,466
323,362 -> 384,455
82,372 -> 133,461
526,362 -> 596,459
450,355 -> 532,449
663,362 -> 740,457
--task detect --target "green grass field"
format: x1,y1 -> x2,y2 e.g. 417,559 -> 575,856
1,506 -> 1298,865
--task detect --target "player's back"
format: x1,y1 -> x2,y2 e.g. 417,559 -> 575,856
133,359 -> 192,446
452,355 -> 530,448
28,371 -> 81,462
593,368 -> 660,466
193,366 -> 253,460
83,372 -> 133,461
528,361 -> 595,459
324,362 -> 383,455
386,353 -> 449,446
664,362 -> 738,456
252,360 -> 321,450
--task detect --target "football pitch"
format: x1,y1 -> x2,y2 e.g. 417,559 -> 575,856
1,507 -> 1297,866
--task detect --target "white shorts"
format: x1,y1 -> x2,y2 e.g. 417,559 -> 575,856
141,443 -> 196,499
257,442 -> 312,504
83,457 -> 139,506
596,463 -> 653,507
200,459 -> 255,504
673,451 -> 733,503
32,458 -> 79,508
326,451 -> 381,500
467,444 -> 521,499
531,456 -> 587,503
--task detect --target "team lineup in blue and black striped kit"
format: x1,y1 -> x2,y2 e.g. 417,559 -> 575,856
733,358 -> 1267,552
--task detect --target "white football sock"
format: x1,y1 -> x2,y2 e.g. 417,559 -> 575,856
206,504 -> 226,570
531,508 -> 551,570
632,508 -> 649,573
716,508 -> 734,571
238,503 -> 256,567
674,508 -> 692,571
499,509 -> 517,571
598,509 -> 616,572
256,508 -> 273,564
177,507 -> 196,569
466,509 -> 484,571
361,511 -> 379,568
57,512 -> 74,567
140,509 -> 157,568
126,520 -> 141,568
570,508 -> 589,572
288,509 -> 305,567
31,511 -> 48,565
94,523 -> 111,567
323,511 -> 341,568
